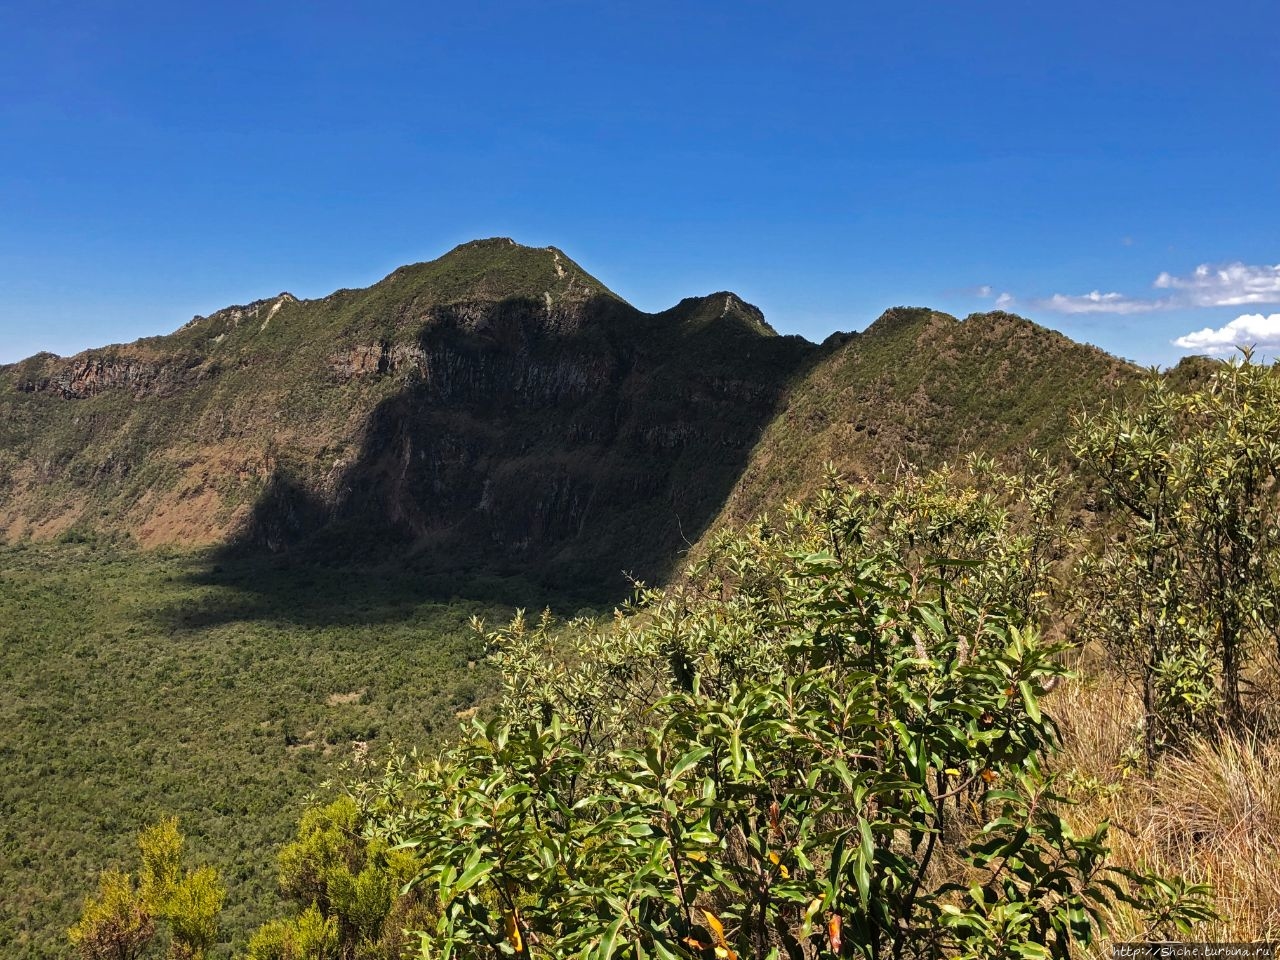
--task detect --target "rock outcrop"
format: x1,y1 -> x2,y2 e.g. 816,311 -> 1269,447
15,351 -> 213,399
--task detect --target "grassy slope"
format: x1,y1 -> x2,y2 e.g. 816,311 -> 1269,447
1054,667 -> 1280,944
712,307 -> 1136,528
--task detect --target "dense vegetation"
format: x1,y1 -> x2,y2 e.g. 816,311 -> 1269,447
1073,353 -> 1280,764
344,462 -> 1213,959
0,546 -> 515,957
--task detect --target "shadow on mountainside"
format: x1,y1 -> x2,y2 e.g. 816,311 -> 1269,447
153,547 -> 582,633
175,293 -> 822,627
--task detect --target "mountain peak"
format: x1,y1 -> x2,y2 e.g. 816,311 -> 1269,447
448,236 -> 546,253
374,238 -> 621,308
863,306 -> 956,337
663,291 -> 778,337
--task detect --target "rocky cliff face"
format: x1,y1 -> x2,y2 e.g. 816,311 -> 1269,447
244,286 -> 813,591
13,350 -> 215,399
0,239 -> 1131,595
326,299 -> 623,403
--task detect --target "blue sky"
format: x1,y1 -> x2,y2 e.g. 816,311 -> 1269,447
2,0 -> 1278,366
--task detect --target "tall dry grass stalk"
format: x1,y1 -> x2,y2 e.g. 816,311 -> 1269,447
1053,667 -> 1280,946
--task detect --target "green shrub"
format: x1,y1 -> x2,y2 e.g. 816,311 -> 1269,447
353,468 -> 1211,958
1072,353 -> 1280,764
69,819 -> 224,960
249,796 -> 431,959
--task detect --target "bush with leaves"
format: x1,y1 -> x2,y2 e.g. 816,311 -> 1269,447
354,467 -> 1211,958
1071,353 -> 1280,765
69,819 -> 225,960
244,795 -> 433,960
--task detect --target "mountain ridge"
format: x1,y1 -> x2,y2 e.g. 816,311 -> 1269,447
0,239 -> 1134,594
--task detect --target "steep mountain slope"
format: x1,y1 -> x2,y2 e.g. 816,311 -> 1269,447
0,240 -> 814,593
0,242 -> 1134,595
712,307 -> 1135,527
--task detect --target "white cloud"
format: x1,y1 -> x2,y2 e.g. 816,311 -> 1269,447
994,292 -> 1014,309
976,284 -> 993,298
1033,261 -> 1280,318
1037,290 -> 1169,315
1174,313 -> 1280,354
1154,262 -> 1280,307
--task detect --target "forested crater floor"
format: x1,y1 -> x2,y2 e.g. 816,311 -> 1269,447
0,543 -> 526,955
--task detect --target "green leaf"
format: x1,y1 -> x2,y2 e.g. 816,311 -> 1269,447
451,858 -> 494,896
597,917 -> 624,959
1019,680 -> 1041,723
669,745 -> 712,781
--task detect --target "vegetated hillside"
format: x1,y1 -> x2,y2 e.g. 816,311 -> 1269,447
713,306 -> 1135,527
0,241 -> 1133,596
0,239 -> 815,596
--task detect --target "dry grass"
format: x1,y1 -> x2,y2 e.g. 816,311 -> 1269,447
1053,663 -> 1280,945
